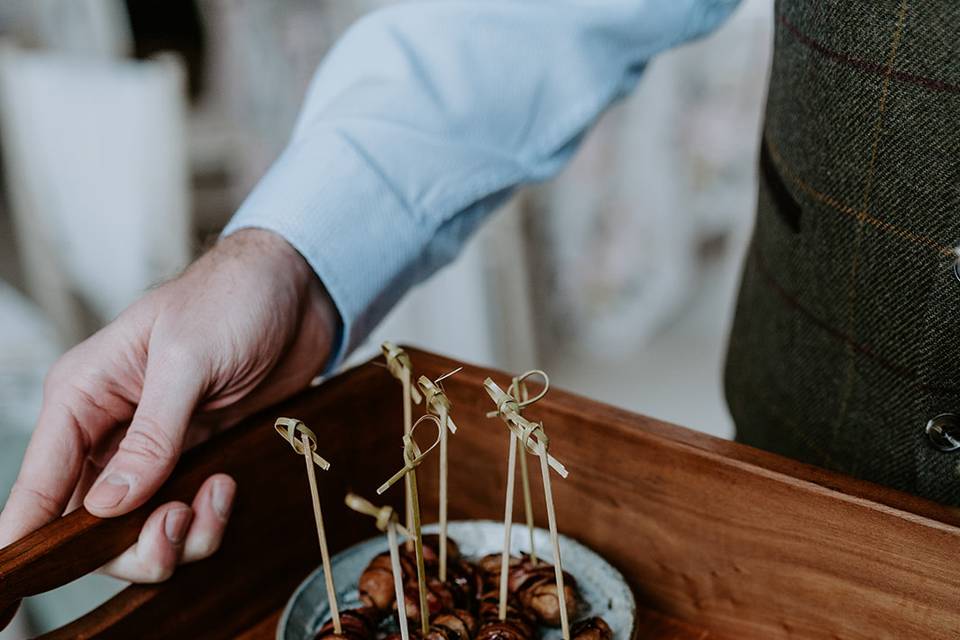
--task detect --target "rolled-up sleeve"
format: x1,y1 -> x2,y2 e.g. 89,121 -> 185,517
223,0 -> 741,368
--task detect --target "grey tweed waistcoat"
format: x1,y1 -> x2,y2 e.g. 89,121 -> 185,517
724,0 -> 960,505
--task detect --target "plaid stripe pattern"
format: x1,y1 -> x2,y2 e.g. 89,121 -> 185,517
725,0 -> 960,504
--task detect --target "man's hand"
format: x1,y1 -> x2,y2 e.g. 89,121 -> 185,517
0,229 -> 338,581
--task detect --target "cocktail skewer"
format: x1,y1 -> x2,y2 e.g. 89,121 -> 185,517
485,376 -> 535,622
344,493 -> 412,640
532,423 -> 570,638
381,342 -> 423,546
485,376 -> 565,475
274,418 -> 340,634
377,414 -> 442,635
416,367 -> 460,581
498,421 -> 519,622
507,371 -> 549,564
484,376 -> 571,639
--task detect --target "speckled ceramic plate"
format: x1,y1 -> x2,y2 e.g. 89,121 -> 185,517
278,520 -> 636,639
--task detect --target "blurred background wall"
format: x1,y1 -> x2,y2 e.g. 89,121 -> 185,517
0,0 -> 772,636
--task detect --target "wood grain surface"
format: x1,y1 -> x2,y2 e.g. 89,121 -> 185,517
411,349 -> 960,640
2,347 -> 960,638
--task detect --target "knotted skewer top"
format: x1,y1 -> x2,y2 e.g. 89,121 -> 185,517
381,341 -> 423,404
485,369 -> 550,419
416,369 -> 461,433
483,377 -> 568,478
274,417 -> 331,470
344,493 -> 411,536
377,414 -> 443,494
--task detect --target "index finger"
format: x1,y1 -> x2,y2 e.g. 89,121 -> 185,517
0,387 -> 119,548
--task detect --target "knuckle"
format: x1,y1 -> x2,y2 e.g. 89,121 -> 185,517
142,559 -> 176,583
119,425 -> 178,466
8,483 -> 63,520
157,339 -> 197,368
43,340 -> 103,395
152,338 -> 209,384
192,535 -> 221,560
150,319 -> 202,361
42,360 -> 73,395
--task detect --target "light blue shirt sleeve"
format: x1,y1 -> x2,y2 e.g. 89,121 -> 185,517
223,0 -> 741,368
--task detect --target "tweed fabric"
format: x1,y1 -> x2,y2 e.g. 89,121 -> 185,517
725,0 -> 960,504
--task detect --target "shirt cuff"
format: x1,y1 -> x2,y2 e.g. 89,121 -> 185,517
222,127 -> 432,372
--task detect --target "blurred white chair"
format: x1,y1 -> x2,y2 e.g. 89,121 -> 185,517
0,46 -> 191,345
14,0 -> 132,58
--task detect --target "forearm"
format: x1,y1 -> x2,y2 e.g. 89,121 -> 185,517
224,0 -> 742,366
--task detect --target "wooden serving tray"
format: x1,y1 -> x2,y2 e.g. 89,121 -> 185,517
2,348 -> 960,639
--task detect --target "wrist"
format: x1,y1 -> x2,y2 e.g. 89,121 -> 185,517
218,228 -> 341,365
221,228 -> 312,285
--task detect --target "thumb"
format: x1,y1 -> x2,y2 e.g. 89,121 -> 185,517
85,354 -> 204,517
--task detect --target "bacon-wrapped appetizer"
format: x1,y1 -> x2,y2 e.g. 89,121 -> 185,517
385,609 -> 478,640
474,620 -> 530,640
359,535 -> 468,617
478,554 -> 579,626
474,590 -> 537,640
571,616 -> 612,640
432,609 -> 478,639
445,554 -> 482,607
400,562 -> 480,620
420,534 -> 461,568
477,554 -> 523,590
512,563 -> 578,627
401,577 -> 455,620
314,607 -> 380,640
359,550 -> 417,611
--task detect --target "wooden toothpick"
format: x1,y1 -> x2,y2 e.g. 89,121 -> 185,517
274,418 -> 340,635
484,376 -> 570,639
417,368 -> 460,582
344,494 -> 412,640
508,371 -> 549,565
517,423 -> 536,564
531,425 -> 570,639
377,414 -> 442,635
497,419 -> 519,621
382,342 -> 423,549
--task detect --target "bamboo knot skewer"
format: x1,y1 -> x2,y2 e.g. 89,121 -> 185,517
483,373 -> 572,639
417,368 -> 461,582
345,493 -> 412,640
382,342 -> 424,404
376,414 -> 441,636
484,379 -> 568,478
376,414 -> 442,496
486,372 -> 550,564
509,376 -> 540,565
274,417 -> 340,635
417,371 -> 460,433
485,369 -> 550,419
274,418 -> 331,470
344,494 -> 410,537
381,342 -> 423,550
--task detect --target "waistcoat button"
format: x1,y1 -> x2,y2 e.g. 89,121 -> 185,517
926,414 -> 960,452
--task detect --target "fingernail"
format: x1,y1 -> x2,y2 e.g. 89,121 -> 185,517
211,479 -> 235,521
87,473 -> 130,510
164,508 -> 192,544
